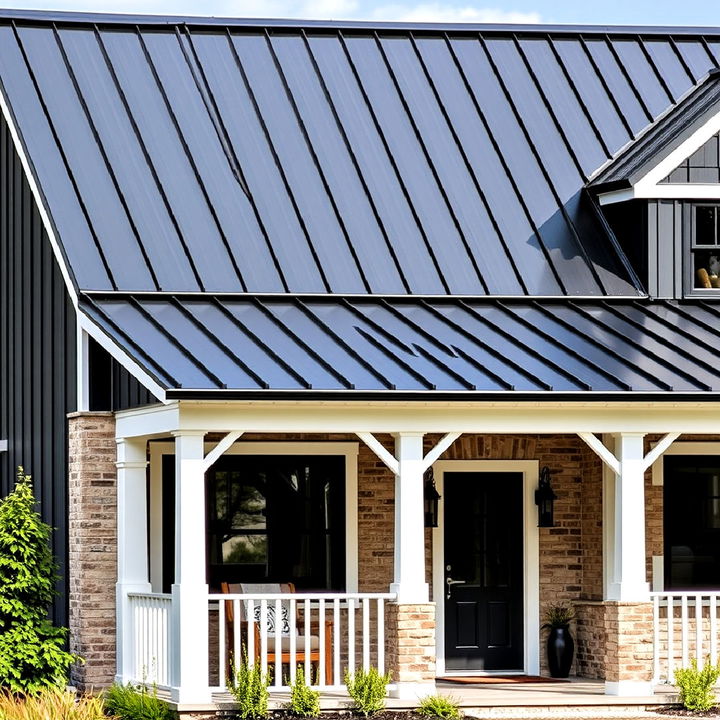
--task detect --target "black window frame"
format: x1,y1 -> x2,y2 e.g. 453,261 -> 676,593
686,202 -> 720,296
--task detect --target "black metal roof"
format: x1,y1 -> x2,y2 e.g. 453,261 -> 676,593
10,13 -> 720,296
80,294 -> 720,398
590,69 -> 720,191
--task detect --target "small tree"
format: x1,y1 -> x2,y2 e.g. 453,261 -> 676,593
0,467 -> 78,693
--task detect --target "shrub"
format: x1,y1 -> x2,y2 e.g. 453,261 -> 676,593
0,467 -> 79,693
103,683 -> 174,720
417,694 -> 461,719
344,668 -> 391,717
287,667 -> 321,717
0,687 -> 105,720
674,658 -> 720,712
228,654 -> 270,720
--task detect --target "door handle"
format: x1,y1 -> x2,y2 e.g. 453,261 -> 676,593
446,577 -> 465,599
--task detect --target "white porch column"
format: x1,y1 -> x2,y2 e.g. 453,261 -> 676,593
607,433 -> 650,603
116,437 -> 151,685
170,431 -> 211,705
390,432 -> 428,604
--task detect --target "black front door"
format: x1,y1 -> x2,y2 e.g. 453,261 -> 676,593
443,472 -> 524,672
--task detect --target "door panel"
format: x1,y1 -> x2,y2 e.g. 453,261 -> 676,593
444,471 -> 524,672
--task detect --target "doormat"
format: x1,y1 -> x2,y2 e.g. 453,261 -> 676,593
441,675 -> 565,684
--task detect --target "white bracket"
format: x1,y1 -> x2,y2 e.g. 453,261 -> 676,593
578,431 -> 681,474
357,432 -> 461,475
201,431 -> 244,473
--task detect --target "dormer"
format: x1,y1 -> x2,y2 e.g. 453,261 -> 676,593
590,69 -> 720,299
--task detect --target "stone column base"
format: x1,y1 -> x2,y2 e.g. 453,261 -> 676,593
385,602 -> 436,699
604,601 -> 654,696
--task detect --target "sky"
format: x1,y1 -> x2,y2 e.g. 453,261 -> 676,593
1,0 -> 720,27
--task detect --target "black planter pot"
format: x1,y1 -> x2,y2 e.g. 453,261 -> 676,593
547,625 -> 574,678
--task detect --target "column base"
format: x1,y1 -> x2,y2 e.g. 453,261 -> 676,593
389,582 -> 429,604
391,681 -> 437,700
169,686 -> 213,705
605,680 -> 654,696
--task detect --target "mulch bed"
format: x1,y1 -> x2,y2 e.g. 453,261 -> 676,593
267,714 -> 426,720
654,708 -> 720,718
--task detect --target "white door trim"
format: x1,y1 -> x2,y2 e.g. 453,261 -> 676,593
431,460 -> 540,677
148,440 -> 359,593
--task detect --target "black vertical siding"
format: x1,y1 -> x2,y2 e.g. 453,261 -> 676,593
0,110 -> 76,626
89,336 -> 158,412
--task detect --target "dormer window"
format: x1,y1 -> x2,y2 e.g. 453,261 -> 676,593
693,204 -> 720,290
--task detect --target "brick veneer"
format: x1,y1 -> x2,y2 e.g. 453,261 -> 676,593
604,602 -> 654,685
384,603 -> 436,686
67,412 -> 118,690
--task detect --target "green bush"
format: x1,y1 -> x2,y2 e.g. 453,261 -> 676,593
287,667 -> 320,717
228,654 -> 270,720
103,683 -> 174,720
0,687 -> 105,720
344,668 -> 391,717
0,468 -> 79,693
674,658 -> 720,712
417,694 -> 461,719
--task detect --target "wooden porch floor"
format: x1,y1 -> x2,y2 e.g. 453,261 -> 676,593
194,679 -> 680,715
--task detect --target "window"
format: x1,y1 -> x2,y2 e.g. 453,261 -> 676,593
691,204 -> 720,289
206,455 -> 346,592
663,455 -> 720,589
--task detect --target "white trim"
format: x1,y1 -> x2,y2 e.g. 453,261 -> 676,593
605,680 -> 654,697
421,432 -> 462,472
431,460 -> 540,678
76,327 -> 90,412
602,434 -> 615,600
598,111 -> 720,205
148,440 -> 360,593
0,84 -> 78,308
579,432 -> 620,474
79,312 -> 167,404
356,432 -> 398,474
0,440 -> 6,453
201,430 -> 244,472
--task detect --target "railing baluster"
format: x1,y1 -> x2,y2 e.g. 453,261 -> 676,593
289,598 -> 297,685
275,598 -> 282,688
219,598 -> 226,689
667,595 -> 675,683
682,595 -> 689,667
377,598 -> 385,675
362,598 -> 370,671
653,594 -> 660,684
348,598 -> 356,677
711,595 -> 718,667
260,599 -> 268,679
319,599 -> 326,686
247,598 -> 255,669
304,599 -> 311,685
333,598 -> 341,687
696,594 -> 704,667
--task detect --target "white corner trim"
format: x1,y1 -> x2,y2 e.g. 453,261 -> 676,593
431,459 -> 540,678
0,84 -> 79,309
0,440 -> 7,453
78,312 -> 167,404
77,327 -> 90,412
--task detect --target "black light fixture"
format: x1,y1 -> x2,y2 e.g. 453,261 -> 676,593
535,466 -> 557,528
424,468 -> 441,528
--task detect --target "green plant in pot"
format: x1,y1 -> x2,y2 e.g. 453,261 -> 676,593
542,604 -> 575,678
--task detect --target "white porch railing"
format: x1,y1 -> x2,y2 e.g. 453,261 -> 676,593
652,592 -> 720,684
127,593 -> 172,688
209,592 -> 396,692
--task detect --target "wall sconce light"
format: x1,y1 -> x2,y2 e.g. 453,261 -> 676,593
424,468 -> 441,528
535,466 -> 557,528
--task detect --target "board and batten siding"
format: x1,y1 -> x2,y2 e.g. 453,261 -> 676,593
0,110 -> 77,626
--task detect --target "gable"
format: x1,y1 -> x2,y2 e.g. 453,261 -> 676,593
661,132 -> 720,183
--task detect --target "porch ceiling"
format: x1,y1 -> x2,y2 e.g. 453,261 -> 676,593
82,295 -> 720,398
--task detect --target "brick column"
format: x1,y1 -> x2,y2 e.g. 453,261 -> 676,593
385,602 -> 435,699
67,411 -> 117,691
604,601 -> 654,696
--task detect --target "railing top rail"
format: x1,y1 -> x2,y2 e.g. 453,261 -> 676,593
208,592 -> 397,601
650,591 -> 720,597
127,592 -> 173,600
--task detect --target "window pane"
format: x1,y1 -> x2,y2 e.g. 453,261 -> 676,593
695,205 -> 717,245
664,456 -> 720,589
693,250 -> 720,288
222,535 -> 267,564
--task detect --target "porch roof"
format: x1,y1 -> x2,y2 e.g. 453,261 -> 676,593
82,295 -> 720,398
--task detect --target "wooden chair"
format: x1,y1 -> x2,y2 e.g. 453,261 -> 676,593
221,582 -> 333,684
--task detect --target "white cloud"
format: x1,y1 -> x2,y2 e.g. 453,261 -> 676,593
0,0 -> 541,23
370,4 -> 542,23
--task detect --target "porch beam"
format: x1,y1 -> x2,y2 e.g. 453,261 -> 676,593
201,430 -> 244,472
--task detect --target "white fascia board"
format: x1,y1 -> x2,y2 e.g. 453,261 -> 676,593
115,402 -> 179,439
0,440 -> 7,452
77,312 -> 167,405
0,84 -> 78,309
160,400 -> 720,435
597,188 -> 636,205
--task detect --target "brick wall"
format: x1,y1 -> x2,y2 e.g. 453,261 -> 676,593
385,603 -> 436,685
67,412 -> 117,690
575,601 -> 606,679
604,602 -> 654,685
